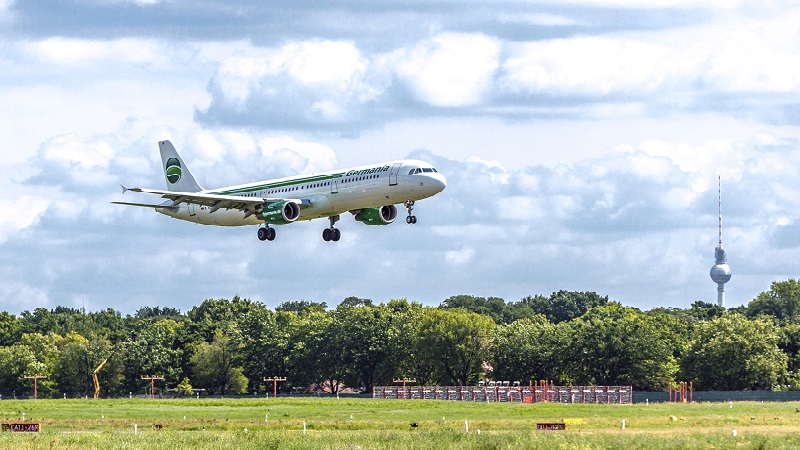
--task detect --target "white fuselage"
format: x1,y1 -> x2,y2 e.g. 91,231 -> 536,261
157,159 -> 446,226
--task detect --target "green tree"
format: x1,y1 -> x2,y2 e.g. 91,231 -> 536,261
0,345 -> 35,397
492,315 -> 559,383
19,308 -> 58,335
52,333 -> 119,397
175,377 -> 194,396
237,307 -> 298,393
332,303 -> 393,392
291,308 -> 344,392
686,301 -> 725,321
186,296 -> 258,343
441,295 -> 508,324
0,312 -> 21,346
682,313 -> 788,390
275,301 -> 327,313
190,329 -> 248,395
562,304 -> 678,390
520,291 -> 609,324
119,319 -> 184,396
414,309 -> 494,385
747,279 -> 800,323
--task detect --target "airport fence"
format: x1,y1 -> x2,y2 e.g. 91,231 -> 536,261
372,383 -> 633,404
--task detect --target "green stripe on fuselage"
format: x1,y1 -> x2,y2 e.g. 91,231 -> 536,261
212,172 -> 346,195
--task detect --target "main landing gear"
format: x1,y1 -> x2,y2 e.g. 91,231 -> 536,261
322,215 -> 341,242
257,226 -> 276,241
404,200 -> 417,224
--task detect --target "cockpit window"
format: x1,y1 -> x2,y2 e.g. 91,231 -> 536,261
409,167 -> 438,175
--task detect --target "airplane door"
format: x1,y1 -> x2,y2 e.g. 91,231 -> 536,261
331,180 -> 339,194
389,163 -> 402,186
189,204 -> 197,216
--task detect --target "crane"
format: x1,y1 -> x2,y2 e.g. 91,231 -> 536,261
92,348 -> 118,400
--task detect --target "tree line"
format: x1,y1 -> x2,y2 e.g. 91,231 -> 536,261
1,280 -> 800,398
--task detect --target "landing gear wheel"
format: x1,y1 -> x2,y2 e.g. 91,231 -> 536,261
258,227 -> 276,241
404,200 -> 416,225
323,215 -> 341,242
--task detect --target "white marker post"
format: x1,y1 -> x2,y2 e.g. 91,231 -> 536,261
465,420 -> 469,433
303,421 -> 307,435
134,424 -> 137,435
622,419 -> 625,429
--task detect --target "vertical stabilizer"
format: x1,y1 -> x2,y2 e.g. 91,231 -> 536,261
158,140 -> 203,192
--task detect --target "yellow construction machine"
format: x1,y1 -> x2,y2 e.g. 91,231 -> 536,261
92,348 -> 118,399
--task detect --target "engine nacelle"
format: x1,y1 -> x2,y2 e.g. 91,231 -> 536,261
354,205 -> 397,225
260,201 -> 300,225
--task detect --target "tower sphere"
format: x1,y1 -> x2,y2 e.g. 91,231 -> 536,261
710,263 -> 732,284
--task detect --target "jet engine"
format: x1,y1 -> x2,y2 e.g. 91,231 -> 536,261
260,200 -> 301,224
354,205 -> 397,225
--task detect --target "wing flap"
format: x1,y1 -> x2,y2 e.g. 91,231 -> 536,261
111,201 -> 177,211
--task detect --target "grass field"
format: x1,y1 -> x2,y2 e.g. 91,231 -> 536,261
2,397 -> 800,449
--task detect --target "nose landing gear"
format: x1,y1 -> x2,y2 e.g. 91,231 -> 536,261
322,215 -> 341,242
404,200 -> 417,224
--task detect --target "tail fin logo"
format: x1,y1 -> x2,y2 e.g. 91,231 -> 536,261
165,158 -> 182,184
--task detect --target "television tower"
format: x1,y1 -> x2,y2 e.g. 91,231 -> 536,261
709,176 -> 731,307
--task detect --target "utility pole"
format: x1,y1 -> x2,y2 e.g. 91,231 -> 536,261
263,377 -> 287,398
140,375 -> 165,399
24,375 -> 47,400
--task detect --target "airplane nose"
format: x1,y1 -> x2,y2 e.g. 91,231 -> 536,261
432,174 -> 447,192
437,174 -> 447,192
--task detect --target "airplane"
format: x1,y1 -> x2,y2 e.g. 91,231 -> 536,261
113,140 -> 447,242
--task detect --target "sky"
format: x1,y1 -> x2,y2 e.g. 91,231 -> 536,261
2,0 -> 800,315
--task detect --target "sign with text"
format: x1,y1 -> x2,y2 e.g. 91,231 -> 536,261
2,423 -> 40,432
536,423 -> 566,430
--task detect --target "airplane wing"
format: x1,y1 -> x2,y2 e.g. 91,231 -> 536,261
115,186 -> 307,219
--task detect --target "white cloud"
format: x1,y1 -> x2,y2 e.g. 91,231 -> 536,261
563,0 -> 745,7
208,41 -> 381,122
0,281 -> 50,311
0,0 -> 13,21
24,38 -> 170,66
498,13 -> 578,27
501,37 -> 688,96
0,195 -> 49,245
445,246 -> 476,265
391,33 -> 501,107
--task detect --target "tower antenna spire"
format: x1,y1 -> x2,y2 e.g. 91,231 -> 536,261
710,175 -> 731,307
718,175 -> 723,247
